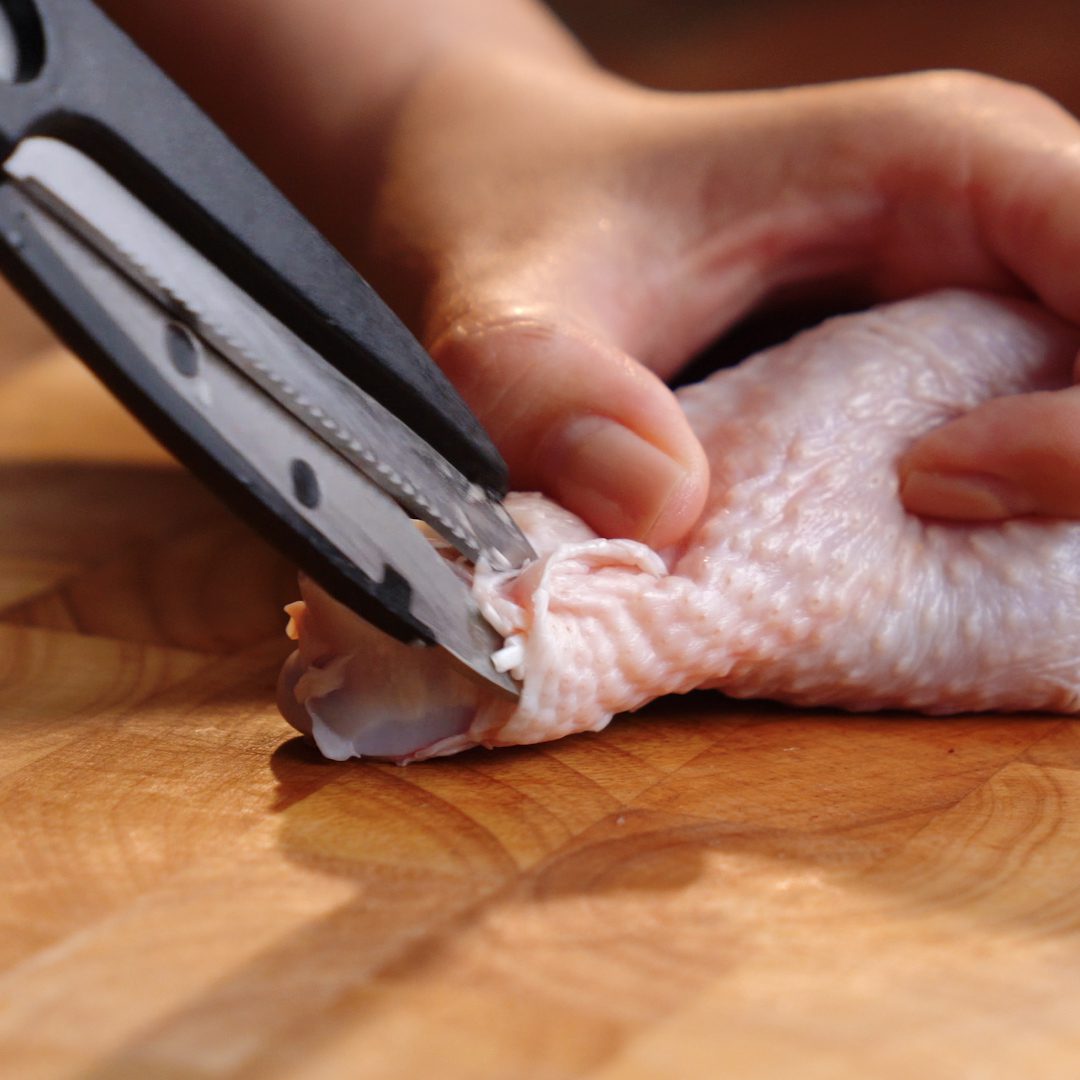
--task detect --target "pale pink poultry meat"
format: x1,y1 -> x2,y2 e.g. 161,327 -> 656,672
278,290 -> 1080,762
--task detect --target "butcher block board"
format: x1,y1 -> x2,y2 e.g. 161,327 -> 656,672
3,281 -> 1080,1080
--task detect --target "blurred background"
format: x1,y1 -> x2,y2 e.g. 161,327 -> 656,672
546,0 -> 1080,113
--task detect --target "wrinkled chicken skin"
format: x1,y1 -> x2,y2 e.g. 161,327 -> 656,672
279,291 -> 1080,762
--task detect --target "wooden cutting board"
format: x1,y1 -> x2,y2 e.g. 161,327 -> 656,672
3,279 -> 1080,1080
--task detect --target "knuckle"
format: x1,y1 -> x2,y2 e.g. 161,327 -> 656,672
904,68 -> 1069,123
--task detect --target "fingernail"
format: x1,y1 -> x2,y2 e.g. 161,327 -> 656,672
900,469 -> 1033,520
539,416 -> 690,541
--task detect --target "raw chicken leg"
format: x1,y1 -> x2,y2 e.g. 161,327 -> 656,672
278,290 -> 1080,762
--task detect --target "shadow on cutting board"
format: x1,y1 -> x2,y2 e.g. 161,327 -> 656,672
79,690 -> 1076,1078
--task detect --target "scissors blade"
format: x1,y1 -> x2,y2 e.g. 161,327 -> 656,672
0,166 -> 521,695
4,136 -> 536,570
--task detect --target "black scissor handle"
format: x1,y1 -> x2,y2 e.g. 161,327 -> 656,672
0,0 -> 509,493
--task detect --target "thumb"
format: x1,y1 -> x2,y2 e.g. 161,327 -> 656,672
899,387 -> 1080,520
428,309 -> 709,548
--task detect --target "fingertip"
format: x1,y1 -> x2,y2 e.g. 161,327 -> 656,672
899,390 -> 1080,521
899,467 -> 1024,520
535,414 -> 709,546
898,416 -> 1031,521
639,434 -> 710,548
430,313 -> 710,547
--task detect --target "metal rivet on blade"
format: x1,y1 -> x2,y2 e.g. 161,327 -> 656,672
164,322 -> 200,379
290,459 -> 321,509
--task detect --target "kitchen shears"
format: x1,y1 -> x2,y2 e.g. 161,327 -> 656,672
0,0 -> 534,694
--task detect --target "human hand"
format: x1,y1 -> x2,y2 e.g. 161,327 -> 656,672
352,59 -> 1080,535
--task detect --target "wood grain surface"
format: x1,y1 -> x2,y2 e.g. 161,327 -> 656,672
4,286 -> 1080,1080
